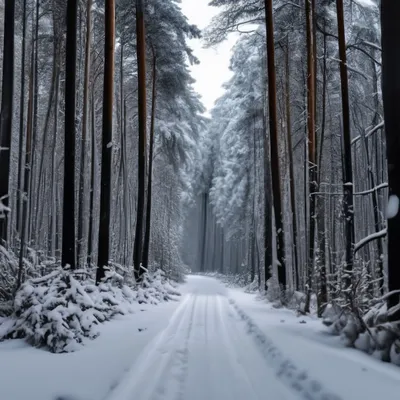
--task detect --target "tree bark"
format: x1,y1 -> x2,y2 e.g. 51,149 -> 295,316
305,0 -> 317,313
0,0 -> 15,244
142,51 -> 157,271
61,0 -> 78,270
284,37 -> 299,290
133,0 -> 147,281
337,0 -> 355,299
87,92 -> 96,266
16,32 -> 35,293
78,0 -> 93,267
97,0 -> 115,283
264,0 -> 286,289
381,0 -> 400,320
16,0 -> 27,238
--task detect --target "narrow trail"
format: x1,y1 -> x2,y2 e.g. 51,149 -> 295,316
105,276 -> 340,400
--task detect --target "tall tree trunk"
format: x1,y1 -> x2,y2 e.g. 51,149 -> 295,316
316,23 -> 328,315
142,52 -> 157,271
200,192 -> 208,273
284,37 -> 299,290
49,65 -> 60,257
15,32 -> 35,293
96,0 -> 115,283
337,0 -> 355,301
28,0 -> 40,245
133,0 -> 147,281
35,35 -> 58,241
62,0 -> 78,270
0,0 -> 15,244
87,92 -> 96,266
304,0 -> 317,313
16,0 -> 27,238
262,82 -> 272,290
78,0 -> 93,267
381,0 -> 400,320
264,0 -> 286,289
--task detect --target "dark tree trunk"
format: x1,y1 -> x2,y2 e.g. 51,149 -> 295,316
200,192 -> 208,273
28,0 -> 40,245
78,0 -> 93,267
16,0 -> 27,237
142,52 -> 157,271
16,34 -> 35,293
262,80 -> 272,290
0,0 -> 15,244
337,0 -> 355,298
381,0 -> 400,320
87,92 -> 96,266
97,0 -> 115,283
284,37 -> 299,290
305,0 -> 317,313
316,24 -> 328,315
49,63 -> 60,256
133,0 -> 147,281
61,0 -> 78,270
264,0 -> 286,289
35,35 -> 58,240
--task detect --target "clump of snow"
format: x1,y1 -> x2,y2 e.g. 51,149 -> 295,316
355,0 -> 376,8
323,300 -> 400,365
136,269 -> 181,304
390,339 -> 400,366
0,245 -> 48,315
387,195 -> 399,219
0,268 -> 180,353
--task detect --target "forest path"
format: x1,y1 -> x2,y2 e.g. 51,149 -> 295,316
105,276 -> 333,400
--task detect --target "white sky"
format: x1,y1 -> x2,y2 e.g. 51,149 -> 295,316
180,0 -> 238,113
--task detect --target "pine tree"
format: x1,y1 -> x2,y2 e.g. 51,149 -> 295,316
61,0 -> 78,269
381,0 -> 400,320
0,0 -> 15,244
97,0 -> 116,283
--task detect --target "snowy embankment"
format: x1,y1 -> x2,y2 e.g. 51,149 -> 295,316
0,268 -> 180,353
0,271 -> 182,400
228,287 -> 400,400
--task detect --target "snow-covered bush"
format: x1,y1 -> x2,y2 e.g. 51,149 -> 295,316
0,267 -> 180,353
136,269 -> 181,304
322,300 -> 400,365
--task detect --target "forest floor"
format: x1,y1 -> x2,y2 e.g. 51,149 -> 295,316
0,275 -> 400,400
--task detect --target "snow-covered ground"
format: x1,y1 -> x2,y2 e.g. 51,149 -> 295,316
1,275 -> 399,400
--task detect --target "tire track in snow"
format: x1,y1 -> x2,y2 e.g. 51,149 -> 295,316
227,298 -> 343,400
151,294 -> 197,400
104,294 -> 195,400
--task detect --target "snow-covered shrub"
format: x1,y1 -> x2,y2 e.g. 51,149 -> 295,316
0,270 -> 130,352
322,299 -> 400,365
0,244 -> 57,315
136,269 -> 181,304
0,268 -> 181,353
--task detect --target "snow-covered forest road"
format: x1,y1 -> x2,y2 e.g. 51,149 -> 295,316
106,276 -> 400,400
1,276 -> 400,400
108,276 -> 299,400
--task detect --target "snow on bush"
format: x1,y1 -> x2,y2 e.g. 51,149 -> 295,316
0,245 -> 51,316
322,301 -> 400,365
136,269 -> 181,304
0,268 -> 180,353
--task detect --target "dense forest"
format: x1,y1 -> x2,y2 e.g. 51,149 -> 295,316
184,0 -> 400,361
0,0 -> 399,363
